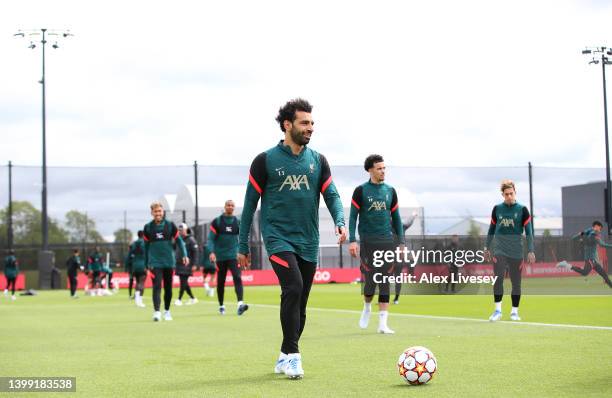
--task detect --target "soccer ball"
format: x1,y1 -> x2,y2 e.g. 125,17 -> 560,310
397,346 -> 437,385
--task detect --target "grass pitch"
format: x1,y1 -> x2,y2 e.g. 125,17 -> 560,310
1,277 -> 611,397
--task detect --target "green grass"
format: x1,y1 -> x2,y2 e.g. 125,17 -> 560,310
1,279 -> 611,397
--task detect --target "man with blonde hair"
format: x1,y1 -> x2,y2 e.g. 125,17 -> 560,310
143,201 -> 188,322
484,180 -> 535,322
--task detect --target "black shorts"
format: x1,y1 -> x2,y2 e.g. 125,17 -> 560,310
202,266 -> 216,275
360,239 -> 397,297
132,270 -> 146,279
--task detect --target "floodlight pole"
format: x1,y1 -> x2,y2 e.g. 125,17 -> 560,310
14,28 -> 72,250
41,28 -> 48,250
8,161 -> 13,250
602,53 -> 611,235
583,46 -> 612,235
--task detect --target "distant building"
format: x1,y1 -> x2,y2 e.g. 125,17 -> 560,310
562,181 -> 608,237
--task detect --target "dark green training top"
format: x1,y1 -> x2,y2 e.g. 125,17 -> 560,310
349,180 -> 405,244
485,201 -> 534,260
572,227 -> 612,262
87,251 -> 104,272
126,238 -> 147,273
207,215 -> 240,262
3,255 -> 19,279
66,255 -> 81,274
143,219 -> 187,269
239,141 -> 345,263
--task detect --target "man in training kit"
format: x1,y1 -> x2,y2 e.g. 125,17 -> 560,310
556,221 -> 612,288
125,247 -> 134,299
444,235 -> 460,294
393,212 -> 418,304
208,200 -> 247,315
87,247 -> 104,296
484,179 -> 535,322
143,201 -> 188,321
239,98 -> 346,379
200,245 -> 216,297
127,231 -> 148,307
3,250 -> 19,300
66,249 -> 82,298
176,224 -> 199,306
349,154 -> 405,334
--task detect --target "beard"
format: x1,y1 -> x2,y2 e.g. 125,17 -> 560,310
290,127 -> 311,146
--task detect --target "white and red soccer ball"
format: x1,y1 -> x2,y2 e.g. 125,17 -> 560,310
397,346 -> 437,385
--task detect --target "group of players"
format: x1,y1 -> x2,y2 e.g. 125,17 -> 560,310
4,98 -> 612,381
120,200 -> 247,320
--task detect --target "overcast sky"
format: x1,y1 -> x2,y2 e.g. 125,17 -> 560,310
1,0 -> 611,169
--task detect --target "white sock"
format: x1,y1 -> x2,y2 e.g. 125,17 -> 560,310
363,302 -> 372,312
238,301 -> 244,307
495,302 -> 502,312
135,291 -> 141,299
287,353 -> 301,359
379,311 -> 389,328
511,306 -> 519,314
204,282 -> 210,289
220,305 -> 225,309
278,352 -> 287,360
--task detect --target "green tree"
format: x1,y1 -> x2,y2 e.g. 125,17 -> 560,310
0,201 -> 69,245
465,219 -> 483,251
468,219 -> 483,238
64,210 -> 105,243
113,228 -> 133,246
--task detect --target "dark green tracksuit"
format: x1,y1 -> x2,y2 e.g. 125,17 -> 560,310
239,140 -> 345,354
349,180 -> 405,302
66,255 -> 81,296
143,219 -> 187,312
127,238 -> 147,296
485,201 -> 534,305
176,233 -> 198,300
3,255 -> 19,295
208,215 -> 242,306
570,228 -> 612,287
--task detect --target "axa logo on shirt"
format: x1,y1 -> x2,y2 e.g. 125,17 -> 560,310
225,227 -> 233,232
500,218 -> 515,228
367,201 -> 387,211
279,175 -> 311,191
155,232 -> 165,239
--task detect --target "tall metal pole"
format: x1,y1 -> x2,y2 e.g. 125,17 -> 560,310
15,29 -> 72,252
528,162 -> 534,232
122,210 -> 127,262
194,161 -> 200,243
41,29 -> 49,250
8,161 -> 13,250
601,52 -> 611,235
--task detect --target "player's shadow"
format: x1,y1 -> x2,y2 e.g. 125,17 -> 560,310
391,383 -> 433,389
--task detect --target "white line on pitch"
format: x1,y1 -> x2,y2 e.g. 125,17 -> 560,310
207,301 -> 612,331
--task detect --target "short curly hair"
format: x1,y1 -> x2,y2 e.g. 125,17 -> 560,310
364,154 -> 384,171
275,98 -> 313,132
